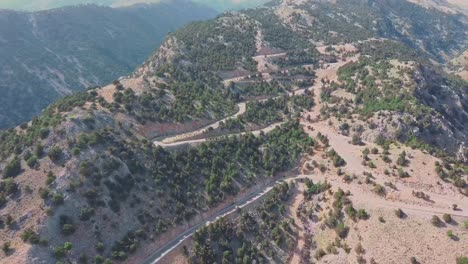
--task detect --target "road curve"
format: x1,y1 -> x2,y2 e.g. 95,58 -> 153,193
141,176 -> 305,264
159,102 -> 246,144
141,169 -> 468,264
153,87 -> 309,147
154,121 -> 285,148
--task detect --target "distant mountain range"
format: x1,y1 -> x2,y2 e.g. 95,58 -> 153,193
0,0 -> 270,12
0,0 -> 216,128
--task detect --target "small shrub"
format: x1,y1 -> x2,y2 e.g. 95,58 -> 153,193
335,223 -> 349,238
373,184 -> 386,196
48,146 -> 63,162
351,134 -> 362,145
78,253 -> 88,264
26,155 -> 38,168
0,195 -> 6,207
396,151 -> 407,166
382,155 -> 391,163
72,147 -> 81,156
3,157 -> 21,178
39,128 -> 50,139
46,172 -> 56,185
39,188 -> 50,200
35,144 -> 44,157
362,148 -> 370,155
447,230 -> 454,238
345,205 -> 357,220
357,255 -> 366,264
21,228 -> 40,244
96,242 -> 105,253
5,215 -> 13,227
2,241 -> 11,254
355,242 -> 364,254
79,207 -> 95,221
442,214 -> 452,223
51,193 -> 64,205
357,209 -> 369,220
1,178 -> 18,195
431,215 -> 442,227
315,248 -> 326,260
112,251 -> 127,260
62,224 -> 76,236
397,168 -> 410,178
395,208 -> 404,219
95,255 -> 104,264
63,242 -> 73,251
54,246 -> 66,259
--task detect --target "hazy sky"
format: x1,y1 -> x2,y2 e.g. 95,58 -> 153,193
0,0 -> 270,11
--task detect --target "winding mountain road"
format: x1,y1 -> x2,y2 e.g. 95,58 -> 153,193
141,170 -> 468,264
155,102 -> 247,145
153,87 -> 309,147
142,176 -> 305,264
154,121 -> 285,148
143,48 -> 468,264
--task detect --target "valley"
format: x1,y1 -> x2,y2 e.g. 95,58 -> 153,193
0,1 -> 217,129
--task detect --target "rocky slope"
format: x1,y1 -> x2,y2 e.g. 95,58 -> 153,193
0,0 -> 216,129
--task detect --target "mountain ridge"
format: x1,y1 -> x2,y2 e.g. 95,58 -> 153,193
0,0 -> 217,129
0,0 -> 466,263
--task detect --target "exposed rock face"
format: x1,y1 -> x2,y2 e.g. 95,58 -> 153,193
0,2 -> 216,129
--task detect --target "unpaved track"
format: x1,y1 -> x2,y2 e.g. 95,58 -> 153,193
222,52 -> 287,85
300,53 -> 468,217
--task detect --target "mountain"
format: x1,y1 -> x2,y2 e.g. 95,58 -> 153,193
0,1 -> 216,129
409,0 -> 468,14
0,0 -> 270,12
0,0 -> 466,263
112,0 -> 271,11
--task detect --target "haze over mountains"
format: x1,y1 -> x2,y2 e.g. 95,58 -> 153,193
0,0 -> 270,12
0,0 -> 216,129
0,0 -> 466,263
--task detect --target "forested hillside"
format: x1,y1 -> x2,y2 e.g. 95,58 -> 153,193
0,0 -> 466,263
0,0 -> 216,129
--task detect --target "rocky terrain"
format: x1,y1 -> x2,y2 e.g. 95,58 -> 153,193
0,0 -> 466,263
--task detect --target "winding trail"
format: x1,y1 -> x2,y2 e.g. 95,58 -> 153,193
222,52 -> 287,85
